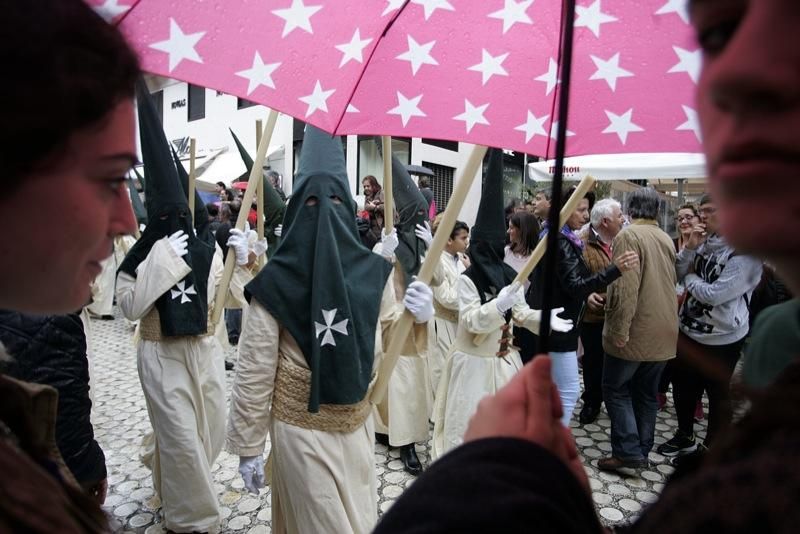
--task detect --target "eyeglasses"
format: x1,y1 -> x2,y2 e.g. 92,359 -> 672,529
675,215 -> 695,222
699,206 -> 717,215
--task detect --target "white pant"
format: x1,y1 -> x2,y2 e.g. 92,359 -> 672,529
550,351 -> 581,427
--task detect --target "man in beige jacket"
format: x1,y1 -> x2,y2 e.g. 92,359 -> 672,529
599,188 -> 678,472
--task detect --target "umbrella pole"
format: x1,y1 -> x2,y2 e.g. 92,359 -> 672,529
371,144 -> 488,405
256,119 -> 266,268
188,138 -> 196,218
472,175 -> 596,345
211,109 -> 279,326
381,136 -> 393,234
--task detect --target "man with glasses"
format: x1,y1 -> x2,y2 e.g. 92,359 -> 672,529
657,193 -> 762,462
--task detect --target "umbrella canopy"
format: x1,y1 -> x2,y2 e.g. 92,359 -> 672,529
405,164 -> 434,177
96,0 -> 699,157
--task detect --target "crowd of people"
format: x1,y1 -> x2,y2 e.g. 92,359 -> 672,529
1,1 -> 798,533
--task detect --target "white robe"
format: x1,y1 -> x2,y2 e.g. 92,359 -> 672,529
428,252 -> 465,418
226,275 -> 401,534
432,275 -> 543,459
116,239 -> 226,533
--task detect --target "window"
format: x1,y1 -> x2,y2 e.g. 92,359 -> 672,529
422,138 -> 459,151
422,161 -> 454,212
356,136 -> 411,193
237,97 -> 257,109
187,84 -> 205,121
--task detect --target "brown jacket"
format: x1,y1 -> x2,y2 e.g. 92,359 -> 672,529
0,368 -> 108,533
580,226 -> 613,323
603,220 -> 678,362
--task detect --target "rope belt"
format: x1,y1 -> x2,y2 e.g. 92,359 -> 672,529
272,357 -> 372,433
139,308 -> 214,341
433,300 -> 459,323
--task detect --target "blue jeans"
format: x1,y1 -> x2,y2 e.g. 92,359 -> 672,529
602,354 -> 665,461
550,351 -> 580,427
225,308 -> 242,343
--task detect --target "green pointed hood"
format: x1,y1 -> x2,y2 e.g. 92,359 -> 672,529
245,125 -> 392,412
118,79 -> 214,337
465,148 -> 516,303
230,128 -> 286,253
171,146 -> 212,240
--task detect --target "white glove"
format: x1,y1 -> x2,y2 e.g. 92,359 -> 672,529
238,456 -> 265,494
167,230 -> 189,257
495,282 -> 524,315
403,280 -> 434,323
549,307 -> 574,333
274,224 -> 283,237
380,229 -> 399,259
227,228 -> 250,265
251,238 -> 269,258
414,222 -> 433,247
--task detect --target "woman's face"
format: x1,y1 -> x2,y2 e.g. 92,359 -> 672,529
362,180 -> 373,197
507,222 -> 520,245
693,0 -> 800,257
676,208 -> 699,234
567,199 -> 590,230
0,99 -> 137,313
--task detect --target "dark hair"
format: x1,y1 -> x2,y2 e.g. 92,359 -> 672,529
535,188 -> 552,201
504,198 -> 521,216
215,181 -> 226,189
627,187 -> 661,220
562,186 -> 596,210
450,220 -> 469,240
509,211 -> 540,256
697,192 -> 713,206
222,188 -> 236,202
205,203 -> 219,217
1,0 -> 140,190
418,176 -> 430,188
362,174 -> 381,194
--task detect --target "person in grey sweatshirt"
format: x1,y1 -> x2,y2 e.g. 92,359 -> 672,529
657,193 -> 762,459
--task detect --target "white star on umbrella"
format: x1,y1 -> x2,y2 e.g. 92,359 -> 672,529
668,46 -> 701,84
315,309 -> 349,347
589,52 -> 634,91
236,51 -> 281,95
410,0 -> 455,21
574,0 -> 618,38
468,49 -> 510,86
488,0 -> 534,35
382,0 -> 406,17
94,0 -> 129,21
515,111 -> 550,143
676,105 -> 701,141
387,91 -> 426,126
149,18 -> 205,73
535,57 -> 560,96
396,35 -> 439,76
298,80 -> 335,117
602,108 -> 644,145
170,280 -> 197,304
454,99 -> 490,133
346,103 -> 360,113
550,121 -> 576,140
272,0 -> 323,38
335,28 -> 373,68
655,0 -> 689,24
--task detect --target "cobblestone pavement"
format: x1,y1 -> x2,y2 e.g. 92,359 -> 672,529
90,309 -> 707,533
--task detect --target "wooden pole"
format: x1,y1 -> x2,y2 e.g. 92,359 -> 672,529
210,109 -> 279,326
370,144 -> 488,404
255,120 -> 266,268
188,138 -> 197,218
471,174 -> 596,345
381,136 -> 393,234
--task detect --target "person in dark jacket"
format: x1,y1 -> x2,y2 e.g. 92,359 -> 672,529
528,187 -> 638,425
0,310 -> 107,501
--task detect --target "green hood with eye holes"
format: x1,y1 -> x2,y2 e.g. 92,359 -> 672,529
245,125 -> 392,413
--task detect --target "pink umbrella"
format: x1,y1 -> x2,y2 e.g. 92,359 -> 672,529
89,0 -> 700,157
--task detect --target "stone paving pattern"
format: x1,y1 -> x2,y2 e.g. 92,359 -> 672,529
90,309 -> 707,533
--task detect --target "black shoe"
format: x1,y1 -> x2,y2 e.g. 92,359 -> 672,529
375,433 -> 390,447
400,444 -> 423,476
579,404 -> 600,425
224,360 -> 235,371
99,314 -> 115,321
228,336 -> 240,346
670,443 -> 708,468
657,432 -> 697,457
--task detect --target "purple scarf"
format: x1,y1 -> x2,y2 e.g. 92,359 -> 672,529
539,223 -> 585,251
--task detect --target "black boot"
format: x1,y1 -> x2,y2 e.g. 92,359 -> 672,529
375,433 -> 390,446
400,444 -> 422,476
579,404 -> 600,425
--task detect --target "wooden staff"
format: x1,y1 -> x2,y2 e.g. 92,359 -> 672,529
255,120 -> 266,268
381,136 -> 393,234
370,144 -> 488,405
472,174 -> 596,346
188,138 -> 197,218
210,109 -> 279,326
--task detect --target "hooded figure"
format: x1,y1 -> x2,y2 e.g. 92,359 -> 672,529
230,128 -> 286,256
114,80 -> 226,533
432,148 -> 572,459
118,80 -> 215,337
227,125 -> 425,534
127,170 -> 147,227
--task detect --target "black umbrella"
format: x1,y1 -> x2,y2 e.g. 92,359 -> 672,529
405,164 -> 435,177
